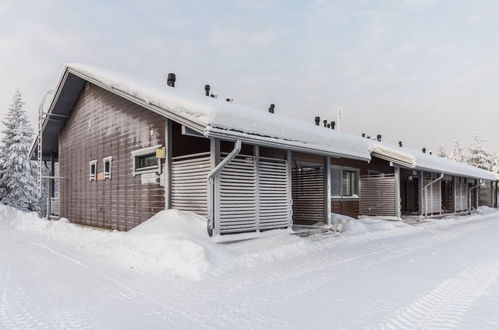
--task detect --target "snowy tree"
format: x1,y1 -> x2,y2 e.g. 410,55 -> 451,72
492,150 -> 499,173
450,140 -> 466,163
0,91 -> 39,211
467,134 -> 493,171
436,145 -> 448,158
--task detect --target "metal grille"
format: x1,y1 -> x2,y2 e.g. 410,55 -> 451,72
292,165 -> 325,223
219,154 -> 258,234
423,174 -> 442,214
359,174 -> 397,216
50,198 -> 60,216
171,152 -> 211,217
455,178 -> 468,212
479,182 -> 493,207
258,156 -> 291,230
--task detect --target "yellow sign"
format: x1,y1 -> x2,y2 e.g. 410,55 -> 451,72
156,148 -> 166,159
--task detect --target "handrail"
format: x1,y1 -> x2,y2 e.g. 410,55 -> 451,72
206,140 -> 241,236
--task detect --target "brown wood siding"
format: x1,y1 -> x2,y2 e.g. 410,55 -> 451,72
59,83 -> 165,231
332,200 -> 359,218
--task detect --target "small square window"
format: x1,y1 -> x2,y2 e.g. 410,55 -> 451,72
103,156 -> 112,180
89,160 -> 97,181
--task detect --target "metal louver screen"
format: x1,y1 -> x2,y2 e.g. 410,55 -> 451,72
292,165 -> 325,224
219,154 -> 258,234
171,152 -> 211,217
479,183 -> 492,207
359,174 -> 397,216
258,157 -> 291,230
422,175 -> 442,214
218,153 -> 292,235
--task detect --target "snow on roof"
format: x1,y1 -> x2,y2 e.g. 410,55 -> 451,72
65,63 -> 371,160
370,141 -> 498,181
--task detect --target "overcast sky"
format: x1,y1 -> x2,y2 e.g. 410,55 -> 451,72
1,0 -> 498,153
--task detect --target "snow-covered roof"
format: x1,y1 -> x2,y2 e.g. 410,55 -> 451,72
370,142 -> 498,181
64,63 -> 371,160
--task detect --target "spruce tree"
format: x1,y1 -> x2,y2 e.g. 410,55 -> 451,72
467,134 -> 493,170
0,91 -> 39,211
450,140 -> 466,163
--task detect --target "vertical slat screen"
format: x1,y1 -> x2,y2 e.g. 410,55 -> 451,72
259,156 -> 292,230
422,174 -> 442,214
171,152 -> 211,216
479,182 -> 492,207
292,165 -> 325,224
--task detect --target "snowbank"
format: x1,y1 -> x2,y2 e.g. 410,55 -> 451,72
332,213 -> 410,236
2,204 -> 499,280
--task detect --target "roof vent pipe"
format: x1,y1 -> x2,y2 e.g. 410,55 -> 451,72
422,148 -> 426,153
326,123 -> 331,128
226,98 -> 233,102
269,104 -> 275,114
314,116 -> 320,126
167,73 -> 176,87
205,85 -> 210,96
399,141 -> 403,147
323,119 -> 327,127
331,121 -> 335,130
377,134 -> 382,142
362,133 -> 366,138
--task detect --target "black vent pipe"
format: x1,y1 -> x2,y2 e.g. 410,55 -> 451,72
399,141 -> 403,147
315,116 -> 320,125
269,104 -> 275,114
323,119 -> 327,127
205,85 -> 210,96
331,121 -> 335,130
377,134 -> 382,142
167,73 -> 176,87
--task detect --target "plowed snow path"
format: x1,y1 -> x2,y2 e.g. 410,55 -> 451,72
2,213 -> 499,329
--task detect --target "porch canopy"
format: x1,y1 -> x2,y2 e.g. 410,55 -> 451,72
30,63 -> 372,162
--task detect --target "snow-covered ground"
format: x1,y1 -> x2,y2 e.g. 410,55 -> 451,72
1,206 -> 499,329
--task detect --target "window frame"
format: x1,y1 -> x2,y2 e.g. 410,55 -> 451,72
103,156 -> 113,180
89,160 -> 97,181
131,145 -> 162,176
331,166 -> 360,200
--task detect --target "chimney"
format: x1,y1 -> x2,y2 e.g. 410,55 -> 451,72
225,97 -> 233,103
205,85 -> 210,96
399,141 -> 403,147
323,119 -> 327,127
362,133 -> 366,138
422,147 -> 426,153
314,116 -> 320,126
331,121 -> 335,130
269,104 -> 275,114
429,151 -> 433,155
326,123 -> 331,128
167,73 -> 176,87
376,134 -> 382,142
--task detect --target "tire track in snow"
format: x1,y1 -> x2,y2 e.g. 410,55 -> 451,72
376,263 -> 499,330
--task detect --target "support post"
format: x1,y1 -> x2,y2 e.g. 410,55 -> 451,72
418,171 -> 424,216
208,138 -> 221,236
324,156 -> 332,226
287,150 -> 293,228
47,153 -> 55,218
453,176 -> 457,213
394,167 -> 401,219
164,119 -> 172,209
254,145 -> 260,232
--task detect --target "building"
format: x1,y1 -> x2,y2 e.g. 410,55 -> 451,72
31,64 -> 499,237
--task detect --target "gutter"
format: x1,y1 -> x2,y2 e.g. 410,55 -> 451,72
423,173 -> 444,217
206,140 -> 241,236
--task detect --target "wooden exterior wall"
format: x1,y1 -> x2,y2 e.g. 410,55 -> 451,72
59,83 -> 166,231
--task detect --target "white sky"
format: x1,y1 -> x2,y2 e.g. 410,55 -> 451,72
1,0 -> 498,154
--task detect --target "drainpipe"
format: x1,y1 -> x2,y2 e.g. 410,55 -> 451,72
468,181 -> 480,213
206,140 -> 242,236
423,173 -> 444,218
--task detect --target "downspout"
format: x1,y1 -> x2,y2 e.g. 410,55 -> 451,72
206,140 -> 242,236
423,173 -> 444,217
468,181 -> 480,213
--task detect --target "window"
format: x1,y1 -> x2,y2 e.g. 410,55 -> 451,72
131,145 -> 162,175
331,167 -> 359,198
89,160 -> 97,181
103,156 -> 112,180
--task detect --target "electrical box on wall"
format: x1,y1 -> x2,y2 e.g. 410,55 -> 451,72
156,148 -> 166,159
